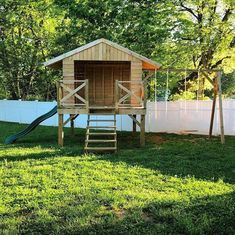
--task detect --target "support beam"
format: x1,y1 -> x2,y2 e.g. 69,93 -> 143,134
133,114 -> 137,133
58,114 -> 64,146
217,72 -> 225,144
70,114 -> 75,136
201,71 -> 214,85
209,78 -> 217,138
140,115 -> 145,147
128,114 -> 140,128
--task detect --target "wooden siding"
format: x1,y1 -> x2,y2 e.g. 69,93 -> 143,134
71,43 -> 133,61
130,60 -> 142,105
75,61 -> 130,106
61,41 -> 144,108
67,42 -> 146,63
62,59 -> 75,105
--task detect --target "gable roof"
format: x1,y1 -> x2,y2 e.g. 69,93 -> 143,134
44,38 -> 161,69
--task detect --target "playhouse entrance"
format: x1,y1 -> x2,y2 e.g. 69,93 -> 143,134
75,61 -> 130,107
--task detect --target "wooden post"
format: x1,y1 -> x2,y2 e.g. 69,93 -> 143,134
209,78 -> 217,138
115,80 -> 119,111
143,80 -> 147,109
58,114 -> 64,146
57,81 -> 62,108
217,72 -> 225,144
133,114 -> 136,133
85,79 -> 89,111
70,114 -> 75,136
140,114 -> 145,147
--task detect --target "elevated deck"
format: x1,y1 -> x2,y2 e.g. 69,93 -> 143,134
57,79 -> 146,149
57,79 -> 146,115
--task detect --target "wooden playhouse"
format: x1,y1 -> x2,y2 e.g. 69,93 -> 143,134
44,38 -> 161,152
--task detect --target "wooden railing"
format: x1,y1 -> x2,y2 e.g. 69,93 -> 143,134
57,80 -> 89,109
115,80 -> 145,109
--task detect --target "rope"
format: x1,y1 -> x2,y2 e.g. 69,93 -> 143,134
154,69 -> 157,102
154,69 -> 157,111
197,69 -> 200,111
165,69 -> 169,114
184,69 -> 187,112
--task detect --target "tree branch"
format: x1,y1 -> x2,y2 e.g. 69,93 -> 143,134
211,56 -> 231,69
179,1 -> 198,20
230,36 -> 235,48
222,8 -> 234,22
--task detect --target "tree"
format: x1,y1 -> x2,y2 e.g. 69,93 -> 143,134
54,0 -> 171,58
0,0 -> 62,100
169,0 -> 235,96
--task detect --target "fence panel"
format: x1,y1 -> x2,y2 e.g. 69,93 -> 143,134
0,99 -> 234,136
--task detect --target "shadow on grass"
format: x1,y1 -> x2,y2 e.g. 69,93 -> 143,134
14,191 -> 235,235
102,133 -> 235,184
1,122 -> 235,184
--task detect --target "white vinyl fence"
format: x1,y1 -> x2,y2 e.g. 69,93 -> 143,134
0,99 -> 235,136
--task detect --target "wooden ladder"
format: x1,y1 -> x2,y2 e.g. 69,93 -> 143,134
84,114 -> 117,153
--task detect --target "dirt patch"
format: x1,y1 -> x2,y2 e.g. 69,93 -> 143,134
114,209 -> 127,219
147,135 -> 167,144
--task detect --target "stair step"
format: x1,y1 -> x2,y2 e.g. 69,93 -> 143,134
85,114 -> 117,153
85,139 -> 116,143
88,119 -> 116,122
87,126 -> 116,129
88,133 -> 116,136
84,147 -> 117,151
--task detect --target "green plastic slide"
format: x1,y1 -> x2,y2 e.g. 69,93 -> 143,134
5,106 -> 57,144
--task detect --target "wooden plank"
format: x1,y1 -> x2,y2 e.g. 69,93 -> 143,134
102,67 -> 105,103
85,140 -> 116,143
201,71 -> 214,85
115,80 -> 119,110
58,114 -> 64,146
91,46 -> 96,60
102,43 -> 107,60
94,44 -> 99,60
63,57 -> 74,65
117,49 -> 122,60
106,44 -> 110,60
99,43 -> 103,60
70,114 -> 75,136
128,114 -> 140,128
140,115 -> 145,147
80,50 -> 84,60
85,79 -> 89,110
209,78 -> 217,138
133,114 -> 136,133
58,108 -> 89,114
63,116 -> 71,127
60,82 -> 86,103
111,67 -> 114,103
84,147 -> 117,151
118,83 -> 143,104
63,65 -> 74,70
60,80 -> 86,83
217,72 -> 225,144
89,133 -> 116,136
72,53 -> 79,60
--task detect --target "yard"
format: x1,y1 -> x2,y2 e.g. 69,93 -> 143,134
0,122 -> 234,235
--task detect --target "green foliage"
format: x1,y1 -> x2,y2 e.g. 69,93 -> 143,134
0,0 -> 234,100
222,71 -> 235,98
0,122 -> 235,234
0,0 -> 62,100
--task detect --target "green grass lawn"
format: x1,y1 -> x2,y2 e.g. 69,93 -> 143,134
0,121 -> 235,235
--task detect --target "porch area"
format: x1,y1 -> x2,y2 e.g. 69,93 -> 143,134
57,79 -> 146,115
